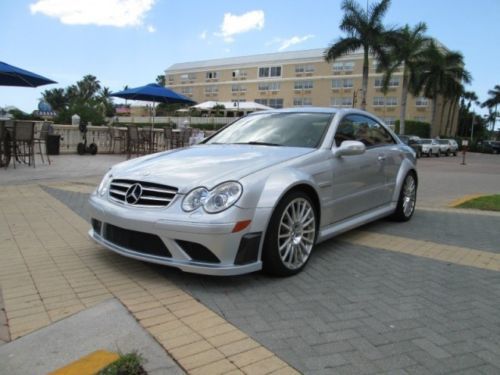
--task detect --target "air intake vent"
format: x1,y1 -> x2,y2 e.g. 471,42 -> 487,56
109,179 -> 178,207
104,223 -> 171,257
176,240 -> 220,263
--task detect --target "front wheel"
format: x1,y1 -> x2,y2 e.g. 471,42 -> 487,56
262,192 -> 317,276
390,172 -> 417,222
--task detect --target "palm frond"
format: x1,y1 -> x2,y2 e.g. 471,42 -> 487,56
324,37 -> 362,62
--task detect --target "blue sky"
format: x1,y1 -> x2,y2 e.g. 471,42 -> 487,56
1,0 -> 499,117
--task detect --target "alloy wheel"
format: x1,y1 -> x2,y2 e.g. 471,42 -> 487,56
277,198 -> 316,270
402,174 -> 417,217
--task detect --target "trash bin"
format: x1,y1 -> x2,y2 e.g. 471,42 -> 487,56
47,134 -> 61,155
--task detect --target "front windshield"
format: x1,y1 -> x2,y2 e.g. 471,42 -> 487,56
205,112 -> 333,148
438,140 -> 449,144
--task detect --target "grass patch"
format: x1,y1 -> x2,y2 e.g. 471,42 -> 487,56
457,195 -> 500,211
98,352 -> 147,375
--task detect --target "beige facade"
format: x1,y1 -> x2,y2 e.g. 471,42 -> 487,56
165,48 -> 456,136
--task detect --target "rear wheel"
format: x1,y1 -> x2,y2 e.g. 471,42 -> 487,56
77,143 -> 85,155
390,172 -> 417,222
263,192 -> 317,276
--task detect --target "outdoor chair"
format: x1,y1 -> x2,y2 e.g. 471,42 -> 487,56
33,122 -> 51,165
12,121 -> 35,168
163,127 -> 173,150
126,125 -> 145,159
0,120 -> 13,168
181,127 -> 193,147
108,126 -> 125,154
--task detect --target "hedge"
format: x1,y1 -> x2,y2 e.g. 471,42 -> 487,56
394,120 -> 431,138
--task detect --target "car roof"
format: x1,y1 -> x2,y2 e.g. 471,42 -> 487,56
249,107 -> 388,118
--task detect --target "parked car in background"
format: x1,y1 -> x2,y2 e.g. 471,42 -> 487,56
88,108 -> 418,276
420,139 -> 440,157
476,140 -> 500,154
398,135 -> 423,158
438,139 -> 458,156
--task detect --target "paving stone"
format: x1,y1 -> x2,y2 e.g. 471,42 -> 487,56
42,178 -> 500,375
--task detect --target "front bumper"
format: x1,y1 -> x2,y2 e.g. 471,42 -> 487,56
87,193 -> 272,276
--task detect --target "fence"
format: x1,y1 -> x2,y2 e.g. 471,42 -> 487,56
34,118 -> 230,154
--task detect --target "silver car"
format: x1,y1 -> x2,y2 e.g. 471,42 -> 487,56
88,108 -> 417,276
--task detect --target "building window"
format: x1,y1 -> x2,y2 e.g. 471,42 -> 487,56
293,97 -> 313,106
294,80 -> 314,90
295,64 -> 315,73
180,87 -> 192,95
180,73 -> 197,81
167,75 -> 175,82
204,85 -> 218,94
332,79 -> 353,88
258,66 -> 282,78
232,69 -> 247,78
269,99 -> 283,108
415,97 -> 428,107
258,82 -> 280,91
231,84 -> 246,92
374,77 -> 399,87
332,61 -> 355,72
373,96 -> 385,106
386,97 -> 398,106
206,71 -> 219,79
255,99 -> 267,105
331,97 -> 353,107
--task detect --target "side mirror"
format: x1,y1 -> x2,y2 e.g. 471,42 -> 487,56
334,140 -> 366,157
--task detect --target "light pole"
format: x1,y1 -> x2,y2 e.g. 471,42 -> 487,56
470,114 -> 475,142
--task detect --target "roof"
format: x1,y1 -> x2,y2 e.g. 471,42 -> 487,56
166,48 -> 362,72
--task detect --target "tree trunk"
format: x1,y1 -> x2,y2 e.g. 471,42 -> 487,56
361,48 -> 369,111
399,68 -> 409,135
439,99 -> 448,136
431,96 -> 438,137
445,99 -> 457,136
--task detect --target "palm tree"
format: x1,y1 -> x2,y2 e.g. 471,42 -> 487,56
381,22 -> 428,134
156,75 -> 166,87
482,85 -> 500,133
324,0 -> 393,110
98,87 -> 114,117
482,84 -> 500,109
413,41 -> 471,136
41,88 -> 67,112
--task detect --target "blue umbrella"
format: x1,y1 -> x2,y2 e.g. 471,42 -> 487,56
0,61 -> 57,87
110,83 -> 196,105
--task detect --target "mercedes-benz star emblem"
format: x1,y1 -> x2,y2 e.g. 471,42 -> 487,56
125,183 -> 143,204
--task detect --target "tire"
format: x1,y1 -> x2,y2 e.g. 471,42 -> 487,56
436,150 -> 440,157
88,143 -> 98,155
446,150 -> 450,157
416,150 -> 421,158
77,143 -> 85,155
390,172 -> 417,222
262,191 -> 317,276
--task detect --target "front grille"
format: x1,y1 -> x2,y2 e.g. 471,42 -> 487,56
109,179 -> 177,207
104,223 -> 171,257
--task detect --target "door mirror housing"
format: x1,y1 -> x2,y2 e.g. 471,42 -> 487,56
334,140 -> 366,157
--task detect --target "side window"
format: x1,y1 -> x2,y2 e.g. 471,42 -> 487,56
335,115 -> 395,147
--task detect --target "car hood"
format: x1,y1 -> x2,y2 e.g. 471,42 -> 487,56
112,144 -> 313,192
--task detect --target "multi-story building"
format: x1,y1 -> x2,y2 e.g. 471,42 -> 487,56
165,48 -> 455,136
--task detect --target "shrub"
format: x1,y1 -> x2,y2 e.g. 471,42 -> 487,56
394,120 -> 431,138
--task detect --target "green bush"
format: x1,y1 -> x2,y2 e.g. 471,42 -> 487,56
394,120 -> 431,138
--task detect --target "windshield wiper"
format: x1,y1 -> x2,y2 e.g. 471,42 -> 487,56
235,141 -> 282,146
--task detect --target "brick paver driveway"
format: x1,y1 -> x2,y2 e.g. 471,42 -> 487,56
1,152 -> 499,374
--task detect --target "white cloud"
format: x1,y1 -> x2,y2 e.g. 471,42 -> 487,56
216,10 -> 264,43
278,34 -> 315,51
199,30 -> 207,40
147,25 -> 156,33
29,0 -> 155,27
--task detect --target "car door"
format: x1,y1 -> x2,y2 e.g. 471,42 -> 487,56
327,114 -> 389,223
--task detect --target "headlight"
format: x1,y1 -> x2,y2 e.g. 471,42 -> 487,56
97,171 -> 113,196
182,187 -> 208,212
182,181 -> 242,213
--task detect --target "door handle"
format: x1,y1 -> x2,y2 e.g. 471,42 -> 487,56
377,155 -> 386,161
